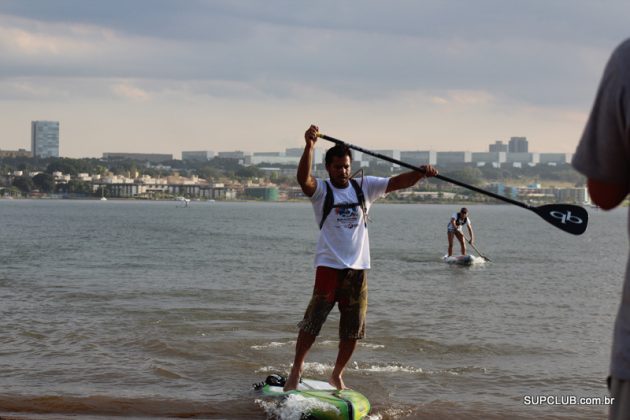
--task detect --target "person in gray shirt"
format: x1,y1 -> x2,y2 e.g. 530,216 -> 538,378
573,38 -> 630,419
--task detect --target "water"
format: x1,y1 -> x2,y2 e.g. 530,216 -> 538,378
0,199 -> 624,419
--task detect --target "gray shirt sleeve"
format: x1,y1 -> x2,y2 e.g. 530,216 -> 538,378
572,39 -> 630,188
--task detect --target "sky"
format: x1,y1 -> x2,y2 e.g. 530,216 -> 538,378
1,0 -> 629,158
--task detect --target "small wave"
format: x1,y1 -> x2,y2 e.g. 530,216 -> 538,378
262,361 -> 424,375
256,362 -> 333,376
256,365 -> 282,374
352,361 -> 423,374
303,362 -> 333,375
351,362 -> 486,376
256,394 -> 340,420
19,330 -> 47,340
255,361 -> 486,381
152,365 -> 185,379
251,340 -> 295,350
442,365 -> 488,375
377,407 -> 414,418
359,342 -> 385,349
301,340 -> 385,350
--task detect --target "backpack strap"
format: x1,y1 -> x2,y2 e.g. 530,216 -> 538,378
349,178 -> 367,228
319,181 -> 334,230
319,179 -> 367,230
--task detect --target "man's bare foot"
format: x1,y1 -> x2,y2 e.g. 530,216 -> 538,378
328,374 -> 348,390
283,366 -> 303,392
283,372 -> 299,391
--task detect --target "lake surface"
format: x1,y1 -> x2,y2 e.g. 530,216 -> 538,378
0,199 -> 624,419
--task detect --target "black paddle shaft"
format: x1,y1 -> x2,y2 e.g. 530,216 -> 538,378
320,134 -> 529,209
318,133 -> 588,235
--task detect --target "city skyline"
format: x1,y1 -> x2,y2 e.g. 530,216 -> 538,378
1,1 -> 630,158
5,122 -> 573,162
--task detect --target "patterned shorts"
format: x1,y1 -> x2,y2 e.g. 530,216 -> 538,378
297,266 -> 368,340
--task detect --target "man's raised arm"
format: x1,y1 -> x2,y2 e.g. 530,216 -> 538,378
297,124 -> 319,197
386,165 -> 438,193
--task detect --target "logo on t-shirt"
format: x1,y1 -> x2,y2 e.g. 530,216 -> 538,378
334,205 -> 360,229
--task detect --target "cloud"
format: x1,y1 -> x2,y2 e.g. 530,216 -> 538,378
0,14 -> 120,55
0,1 -> 622,110
0,1 -> 628,157
111,82 -> 150,101
431,90 -> 496,106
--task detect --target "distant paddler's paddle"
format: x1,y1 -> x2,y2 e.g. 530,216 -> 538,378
317,133 -> 588,235
463,233 -> 491,262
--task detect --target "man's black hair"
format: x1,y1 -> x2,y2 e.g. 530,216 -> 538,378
325,144 -> 352,166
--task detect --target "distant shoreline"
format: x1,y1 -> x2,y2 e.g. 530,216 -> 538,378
0,196 -> 604,207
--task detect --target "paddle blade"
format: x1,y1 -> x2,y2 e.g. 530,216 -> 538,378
534,204 -> 589,235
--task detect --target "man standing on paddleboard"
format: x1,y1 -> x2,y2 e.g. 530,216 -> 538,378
284,124 -> 438,391
572,38 -> 630,419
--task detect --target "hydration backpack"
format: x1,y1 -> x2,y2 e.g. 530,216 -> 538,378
319,179 -> 367,229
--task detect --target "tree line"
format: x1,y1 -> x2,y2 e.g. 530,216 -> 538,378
0,155 -> 584,196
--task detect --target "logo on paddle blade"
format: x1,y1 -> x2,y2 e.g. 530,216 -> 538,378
549,210 -> 584,225
535,204 -> 588,235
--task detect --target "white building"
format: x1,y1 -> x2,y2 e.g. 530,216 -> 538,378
505,152 -> 539,165
218,151 -> 250,159
436,151 -> 472,165
400,151 -> 437,166
472,151 -> 506,165
361,150 -> 401,168
182,151 -> 215,161
249,155 -> 301,165
539,153 -> 572,165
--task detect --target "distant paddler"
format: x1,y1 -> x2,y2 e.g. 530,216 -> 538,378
447,207 -> 474,257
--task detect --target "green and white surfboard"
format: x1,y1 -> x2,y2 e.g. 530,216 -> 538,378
254,374 -> 370,420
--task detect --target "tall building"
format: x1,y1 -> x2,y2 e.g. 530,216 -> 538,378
31,121 -> 59,158
508,136 -> 528,153
489,140 -> 508,152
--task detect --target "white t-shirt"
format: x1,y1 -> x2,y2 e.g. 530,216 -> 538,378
447,212 -> 471,231
572,38 -> 630,380
310,176 -> 389,270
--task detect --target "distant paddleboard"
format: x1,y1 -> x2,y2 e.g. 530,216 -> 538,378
254,374 -> 370,420
442,254 -> 485,265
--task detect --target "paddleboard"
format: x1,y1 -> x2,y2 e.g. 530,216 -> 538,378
253,374 -> 370,420
442,254 -> 485,265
